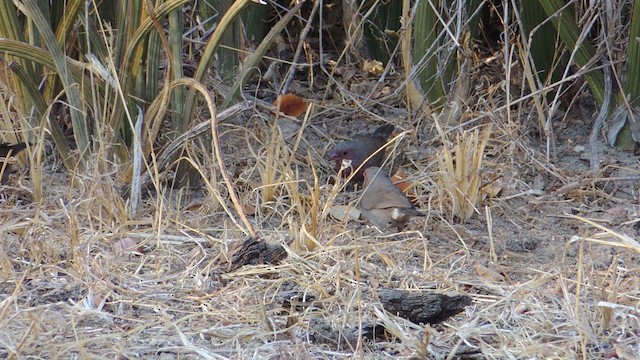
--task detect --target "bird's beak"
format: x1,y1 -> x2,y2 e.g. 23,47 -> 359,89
328,152 -> 338,161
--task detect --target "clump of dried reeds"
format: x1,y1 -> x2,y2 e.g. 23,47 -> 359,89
437,126 -> 492,222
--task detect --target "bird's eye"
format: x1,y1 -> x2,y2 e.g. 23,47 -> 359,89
341,151 -> 347,156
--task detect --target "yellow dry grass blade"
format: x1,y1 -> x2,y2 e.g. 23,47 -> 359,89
438,125 -> 492,221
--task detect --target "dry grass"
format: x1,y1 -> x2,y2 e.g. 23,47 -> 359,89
436,125 -> 492,222
1,87 -> 639,358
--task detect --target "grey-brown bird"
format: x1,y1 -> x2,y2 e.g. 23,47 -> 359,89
0,142 -> 27,184
360,166 -> 424,230
329,124 -> 394,182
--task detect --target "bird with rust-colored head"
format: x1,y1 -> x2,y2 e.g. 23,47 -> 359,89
328,124 -> 394,182
360,166 -> 424,230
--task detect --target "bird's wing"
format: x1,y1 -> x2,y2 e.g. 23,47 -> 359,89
361,208 -> 390,229
360,188 -> 378,210
376,190 -> 414,209
361,185 -> 413,210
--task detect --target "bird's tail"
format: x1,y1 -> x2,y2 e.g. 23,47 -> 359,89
0,143 -> 27,157
372,123 -> 395,139
410,208 -> 426,217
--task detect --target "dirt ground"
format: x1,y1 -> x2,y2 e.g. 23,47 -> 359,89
2,46 -> 640,359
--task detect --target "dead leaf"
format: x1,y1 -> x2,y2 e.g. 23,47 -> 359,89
514,303 -> 530,315
329,205 -> 360,222
391,169 -> 417,204
113,237 -> 144,255
617,294 -> 633,305
363,59 -> 384,76
475,263 -> 504,282
481,171 -> 504,198
370,86 -> 391,99
273,93 -> 308,117
326,59 -> 341,75
612,342 -> 637,359
242,202 -> 256,215
604,205 -> 627,218
184,201 -> 204,211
